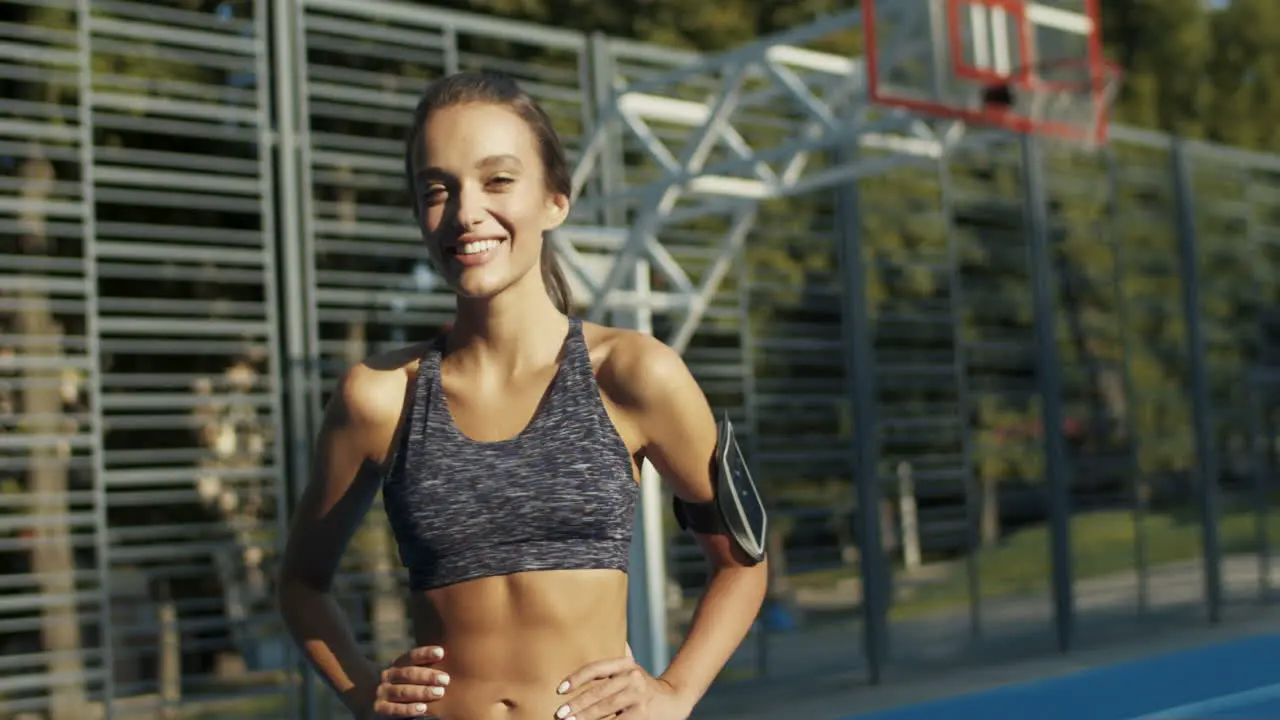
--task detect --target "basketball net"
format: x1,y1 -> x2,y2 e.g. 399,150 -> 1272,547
976,58 -> 1124,152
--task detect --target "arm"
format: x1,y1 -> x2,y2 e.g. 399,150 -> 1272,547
554,332 -> 769,720
630,339 -> 770,708
277,366 -> 402,715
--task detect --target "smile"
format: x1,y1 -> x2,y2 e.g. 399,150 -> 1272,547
447,237 -> 506,267
453,239 -> 503,256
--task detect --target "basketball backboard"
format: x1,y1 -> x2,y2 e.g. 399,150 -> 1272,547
864,0 -> 1120,147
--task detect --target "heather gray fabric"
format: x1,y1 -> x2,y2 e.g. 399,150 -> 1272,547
381,317 -> 637,592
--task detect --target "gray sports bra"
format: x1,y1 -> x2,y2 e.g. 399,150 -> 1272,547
381,318 -> 638,592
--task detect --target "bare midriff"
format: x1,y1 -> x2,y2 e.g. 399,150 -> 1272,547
409,568 -> 630,720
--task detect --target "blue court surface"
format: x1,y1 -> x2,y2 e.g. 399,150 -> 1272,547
843,633 -> 1280,720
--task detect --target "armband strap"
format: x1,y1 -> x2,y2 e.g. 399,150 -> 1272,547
671,413 -> 768,564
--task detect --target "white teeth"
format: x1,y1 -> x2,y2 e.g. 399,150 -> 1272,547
456,239 -> 502,255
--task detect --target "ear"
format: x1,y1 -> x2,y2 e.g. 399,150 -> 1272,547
544,192 -> 570,232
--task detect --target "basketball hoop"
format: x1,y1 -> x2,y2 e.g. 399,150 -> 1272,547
976,58 -> 1123,150
865,0 -> 1124,151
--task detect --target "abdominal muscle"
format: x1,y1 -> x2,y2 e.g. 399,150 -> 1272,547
409,569 -> 630,720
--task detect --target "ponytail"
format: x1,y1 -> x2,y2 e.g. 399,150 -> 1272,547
540,240 -> 573,314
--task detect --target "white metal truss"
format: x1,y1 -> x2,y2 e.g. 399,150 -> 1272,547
554,8 -> 1006,355
549,8 -> 1019,680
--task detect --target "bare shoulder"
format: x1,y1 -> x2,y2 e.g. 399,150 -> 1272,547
580,322 -> 717,501
327,341 -> 434,460
580,322 -> 694,410
580,321 -> 715,474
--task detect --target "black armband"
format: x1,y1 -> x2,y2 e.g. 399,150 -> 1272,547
672,413 -> 768,564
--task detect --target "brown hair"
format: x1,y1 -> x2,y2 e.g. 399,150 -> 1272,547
404,71 -> 573,314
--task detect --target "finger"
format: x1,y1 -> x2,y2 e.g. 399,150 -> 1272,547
564,687 -> 634,720
393,645 -> 445,666
554,678 -> 629,720
558,657 -> 636,695
381,681 -> 446,704
382,666 -> 452,688
372,698 -> 433,718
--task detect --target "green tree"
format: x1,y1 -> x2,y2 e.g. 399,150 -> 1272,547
1102,0 -> 1214,137
1206,0 -> 1280,151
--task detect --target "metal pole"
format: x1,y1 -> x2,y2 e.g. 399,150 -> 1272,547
254,0 -> 299,715
588,33 -> 670,676
1170,138 -> 1223,623
936,153 -> 983,640
833,147 -> 889,683
1020,132 -> 1075,653
736,249 -> 770,677
1105,148 -> 1150,616
1246,375 -> 1271,601
271,0 -> 319,714
624,269 -> 672,678
76,1 -> 115,714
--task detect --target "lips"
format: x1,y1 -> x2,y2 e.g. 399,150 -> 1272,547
446,236 -> 506,267
452,238 -> 503,256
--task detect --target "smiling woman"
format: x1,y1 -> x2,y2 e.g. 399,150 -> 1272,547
405,76 -> 575,316
276,71 -> 769,720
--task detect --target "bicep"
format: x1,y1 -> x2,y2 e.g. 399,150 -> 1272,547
280,376 -> 389,590
628,340 -> 761,568
635,354 -> 718,506
644,396 -> 753,568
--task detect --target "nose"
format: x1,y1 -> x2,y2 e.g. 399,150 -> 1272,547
453,182 -> 487,230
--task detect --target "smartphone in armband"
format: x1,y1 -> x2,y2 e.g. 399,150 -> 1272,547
672,412 -> 768,564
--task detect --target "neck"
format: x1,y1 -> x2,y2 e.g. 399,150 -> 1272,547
448,276 -> 569,373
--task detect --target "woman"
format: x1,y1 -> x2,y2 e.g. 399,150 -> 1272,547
277,71 -> 768,720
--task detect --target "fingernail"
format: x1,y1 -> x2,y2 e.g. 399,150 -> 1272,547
438,673 -> 451,685
556,705 -> 571,719
557,680 -> 570,694
414,703 -> 428,713
430,687 -> 444,698
430,647 -> 444,659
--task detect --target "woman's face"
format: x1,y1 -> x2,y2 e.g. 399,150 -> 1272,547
411,102 -> 568,301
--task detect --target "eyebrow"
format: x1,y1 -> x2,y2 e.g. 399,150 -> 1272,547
476,154 -> 522,169
415,154 -> 524,183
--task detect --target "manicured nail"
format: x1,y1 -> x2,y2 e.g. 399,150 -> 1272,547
414,703 -> 428,713
438,673 -> 450,685
556,705 -> 571,719
430,647 -> 444,659
557,681 -> 570,694
430,687 -> 444,698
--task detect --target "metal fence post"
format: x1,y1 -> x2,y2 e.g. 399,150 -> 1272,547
271,0 -> 318,715
1104,147 -> 1151,615
75,0 -> 115,713
1170,138 -> 1224,623
936,154 -> 984,640
1020,133 -> 1075,653
833,148 -> 889,683
587,33 -> 671,677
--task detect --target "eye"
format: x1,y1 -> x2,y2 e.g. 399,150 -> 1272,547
423,186 -> 447,204
487,175 -> 515,189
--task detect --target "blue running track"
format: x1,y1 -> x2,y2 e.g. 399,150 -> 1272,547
843,633 -> 1280,720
